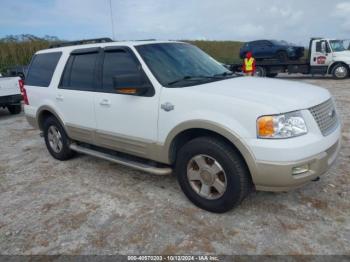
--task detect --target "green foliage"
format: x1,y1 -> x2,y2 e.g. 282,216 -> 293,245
187,40 -> 244,64
0,35 -> 243,73
0,34 -> 60,73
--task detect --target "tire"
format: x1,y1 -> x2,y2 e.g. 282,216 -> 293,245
266,73 -> 278,78
7,104 -> 21,115
43,116 -> 75,161
254,66 -> 266,77
276,51 -> 288,62
175,136 -> 252,213
332,64 -> 349,79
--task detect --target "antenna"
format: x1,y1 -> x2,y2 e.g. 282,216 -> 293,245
109,0 -> 116,40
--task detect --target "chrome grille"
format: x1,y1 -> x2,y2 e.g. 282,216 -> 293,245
309,99 -> 338,136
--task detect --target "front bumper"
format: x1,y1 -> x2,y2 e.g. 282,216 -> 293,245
246,118 -> 341,191
254,139 -> 341,191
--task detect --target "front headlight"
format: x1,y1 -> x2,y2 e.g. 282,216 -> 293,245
257,111 -> 307,139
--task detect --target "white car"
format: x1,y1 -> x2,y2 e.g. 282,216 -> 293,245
0,76 -> 22,114
24,39 -> 341,213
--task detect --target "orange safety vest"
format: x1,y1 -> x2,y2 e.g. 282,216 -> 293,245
244,57 -> 255,72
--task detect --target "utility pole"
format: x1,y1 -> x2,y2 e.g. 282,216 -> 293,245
109,0 -> 116,40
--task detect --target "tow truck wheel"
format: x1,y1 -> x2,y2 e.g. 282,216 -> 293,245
332,64 -> 349,79
254,66 -> 266,77
266,73 -> 278,78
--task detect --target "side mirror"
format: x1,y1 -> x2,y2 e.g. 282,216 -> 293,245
113,73 -> 151,96
321,42 -> 327,54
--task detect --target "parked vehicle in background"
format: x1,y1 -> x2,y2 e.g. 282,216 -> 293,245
0,76 -> 22,114
24,38 -> 340,213
239,40 -> 304,61
231,38 -> 350,79
2,65 -> 28,79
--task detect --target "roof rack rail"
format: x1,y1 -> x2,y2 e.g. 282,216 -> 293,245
134,39 -> 156,41
49,37 -> 113,48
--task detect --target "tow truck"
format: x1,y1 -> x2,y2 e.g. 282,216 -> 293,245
230,38 -> 350,79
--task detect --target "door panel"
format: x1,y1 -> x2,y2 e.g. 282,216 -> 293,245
310,40 -> 333,67
55,51 -> 98,142
54,89 -> 96,142
93,48 -> 159,157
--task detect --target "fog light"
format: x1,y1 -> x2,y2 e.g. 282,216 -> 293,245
292,164 -> 309,175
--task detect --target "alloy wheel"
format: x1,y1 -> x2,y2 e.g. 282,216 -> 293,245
186,154 -> 227,200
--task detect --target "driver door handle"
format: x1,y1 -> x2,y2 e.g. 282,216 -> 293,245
100,98 -> 111,106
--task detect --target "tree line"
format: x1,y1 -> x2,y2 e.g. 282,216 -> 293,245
0,34 -> 243,74
0,34 -> 59,73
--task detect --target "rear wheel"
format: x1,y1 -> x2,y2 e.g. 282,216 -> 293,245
7,104 -> 21,115
254,66 -> 266,77
332,64 -> 349,79
175,137 -> 252,213
43,116 -> 75,160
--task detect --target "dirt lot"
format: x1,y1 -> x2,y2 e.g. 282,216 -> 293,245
0,75 -> 349,255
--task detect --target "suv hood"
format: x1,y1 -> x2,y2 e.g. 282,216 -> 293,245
186,77 -> 330,113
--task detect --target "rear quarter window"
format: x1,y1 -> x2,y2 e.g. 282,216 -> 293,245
25,52 -> 62,87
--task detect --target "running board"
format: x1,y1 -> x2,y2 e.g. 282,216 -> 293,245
69,144 -> 172,176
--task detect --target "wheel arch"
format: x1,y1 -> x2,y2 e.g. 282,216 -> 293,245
164,120 -> 257,179
328,61 -> 350,75
36,105 -> 67,133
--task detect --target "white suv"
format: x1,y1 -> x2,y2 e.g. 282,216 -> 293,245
24,38 -> 341,213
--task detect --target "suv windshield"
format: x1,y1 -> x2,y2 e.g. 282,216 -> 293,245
330,40 -> 348,52
136,43 -> 233,87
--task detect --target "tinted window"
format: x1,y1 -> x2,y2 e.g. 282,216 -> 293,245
26,52 -> 61,87
102,50 -> 140,90
60,52 -> 98,91
316,42 -> 322,52
262,41 -> 272,46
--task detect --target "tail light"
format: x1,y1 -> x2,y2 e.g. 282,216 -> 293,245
19,79 -> 29,105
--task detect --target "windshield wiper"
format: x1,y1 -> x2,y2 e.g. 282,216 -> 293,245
213,71 -> 234,78
167,75 -> 216,86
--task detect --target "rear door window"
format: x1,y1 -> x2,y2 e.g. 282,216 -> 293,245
26,52 -> 62,87
60,50 -> 99,91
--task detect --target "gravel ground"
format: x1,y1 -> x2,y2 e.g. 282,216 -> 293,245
0,75 -> 349,255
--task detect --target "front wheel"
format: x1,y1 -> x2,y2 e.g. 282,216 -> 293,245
332,64 -> 349,79
175,137 -> 252,213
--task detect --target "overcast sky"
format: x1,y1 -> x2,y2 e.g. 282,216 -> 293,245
1,0 -> 350,45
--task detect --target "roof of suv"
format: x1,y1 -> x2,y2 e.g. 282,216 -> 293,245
37,40 -> 182,54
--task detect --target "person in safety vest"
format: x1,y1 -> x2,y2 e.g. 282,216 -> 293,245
243,52 -> 256,76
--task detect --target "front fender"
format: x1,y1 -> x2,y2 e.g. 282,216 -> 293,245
159,119 -> 259,179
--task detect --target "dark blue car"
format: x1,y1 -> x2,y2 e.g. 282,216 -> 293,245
239,40 -> 304,61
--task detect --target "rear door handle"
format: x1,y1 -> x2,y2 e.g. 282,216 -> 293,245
56,94 -> 64,101
99,99 -> 111,106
